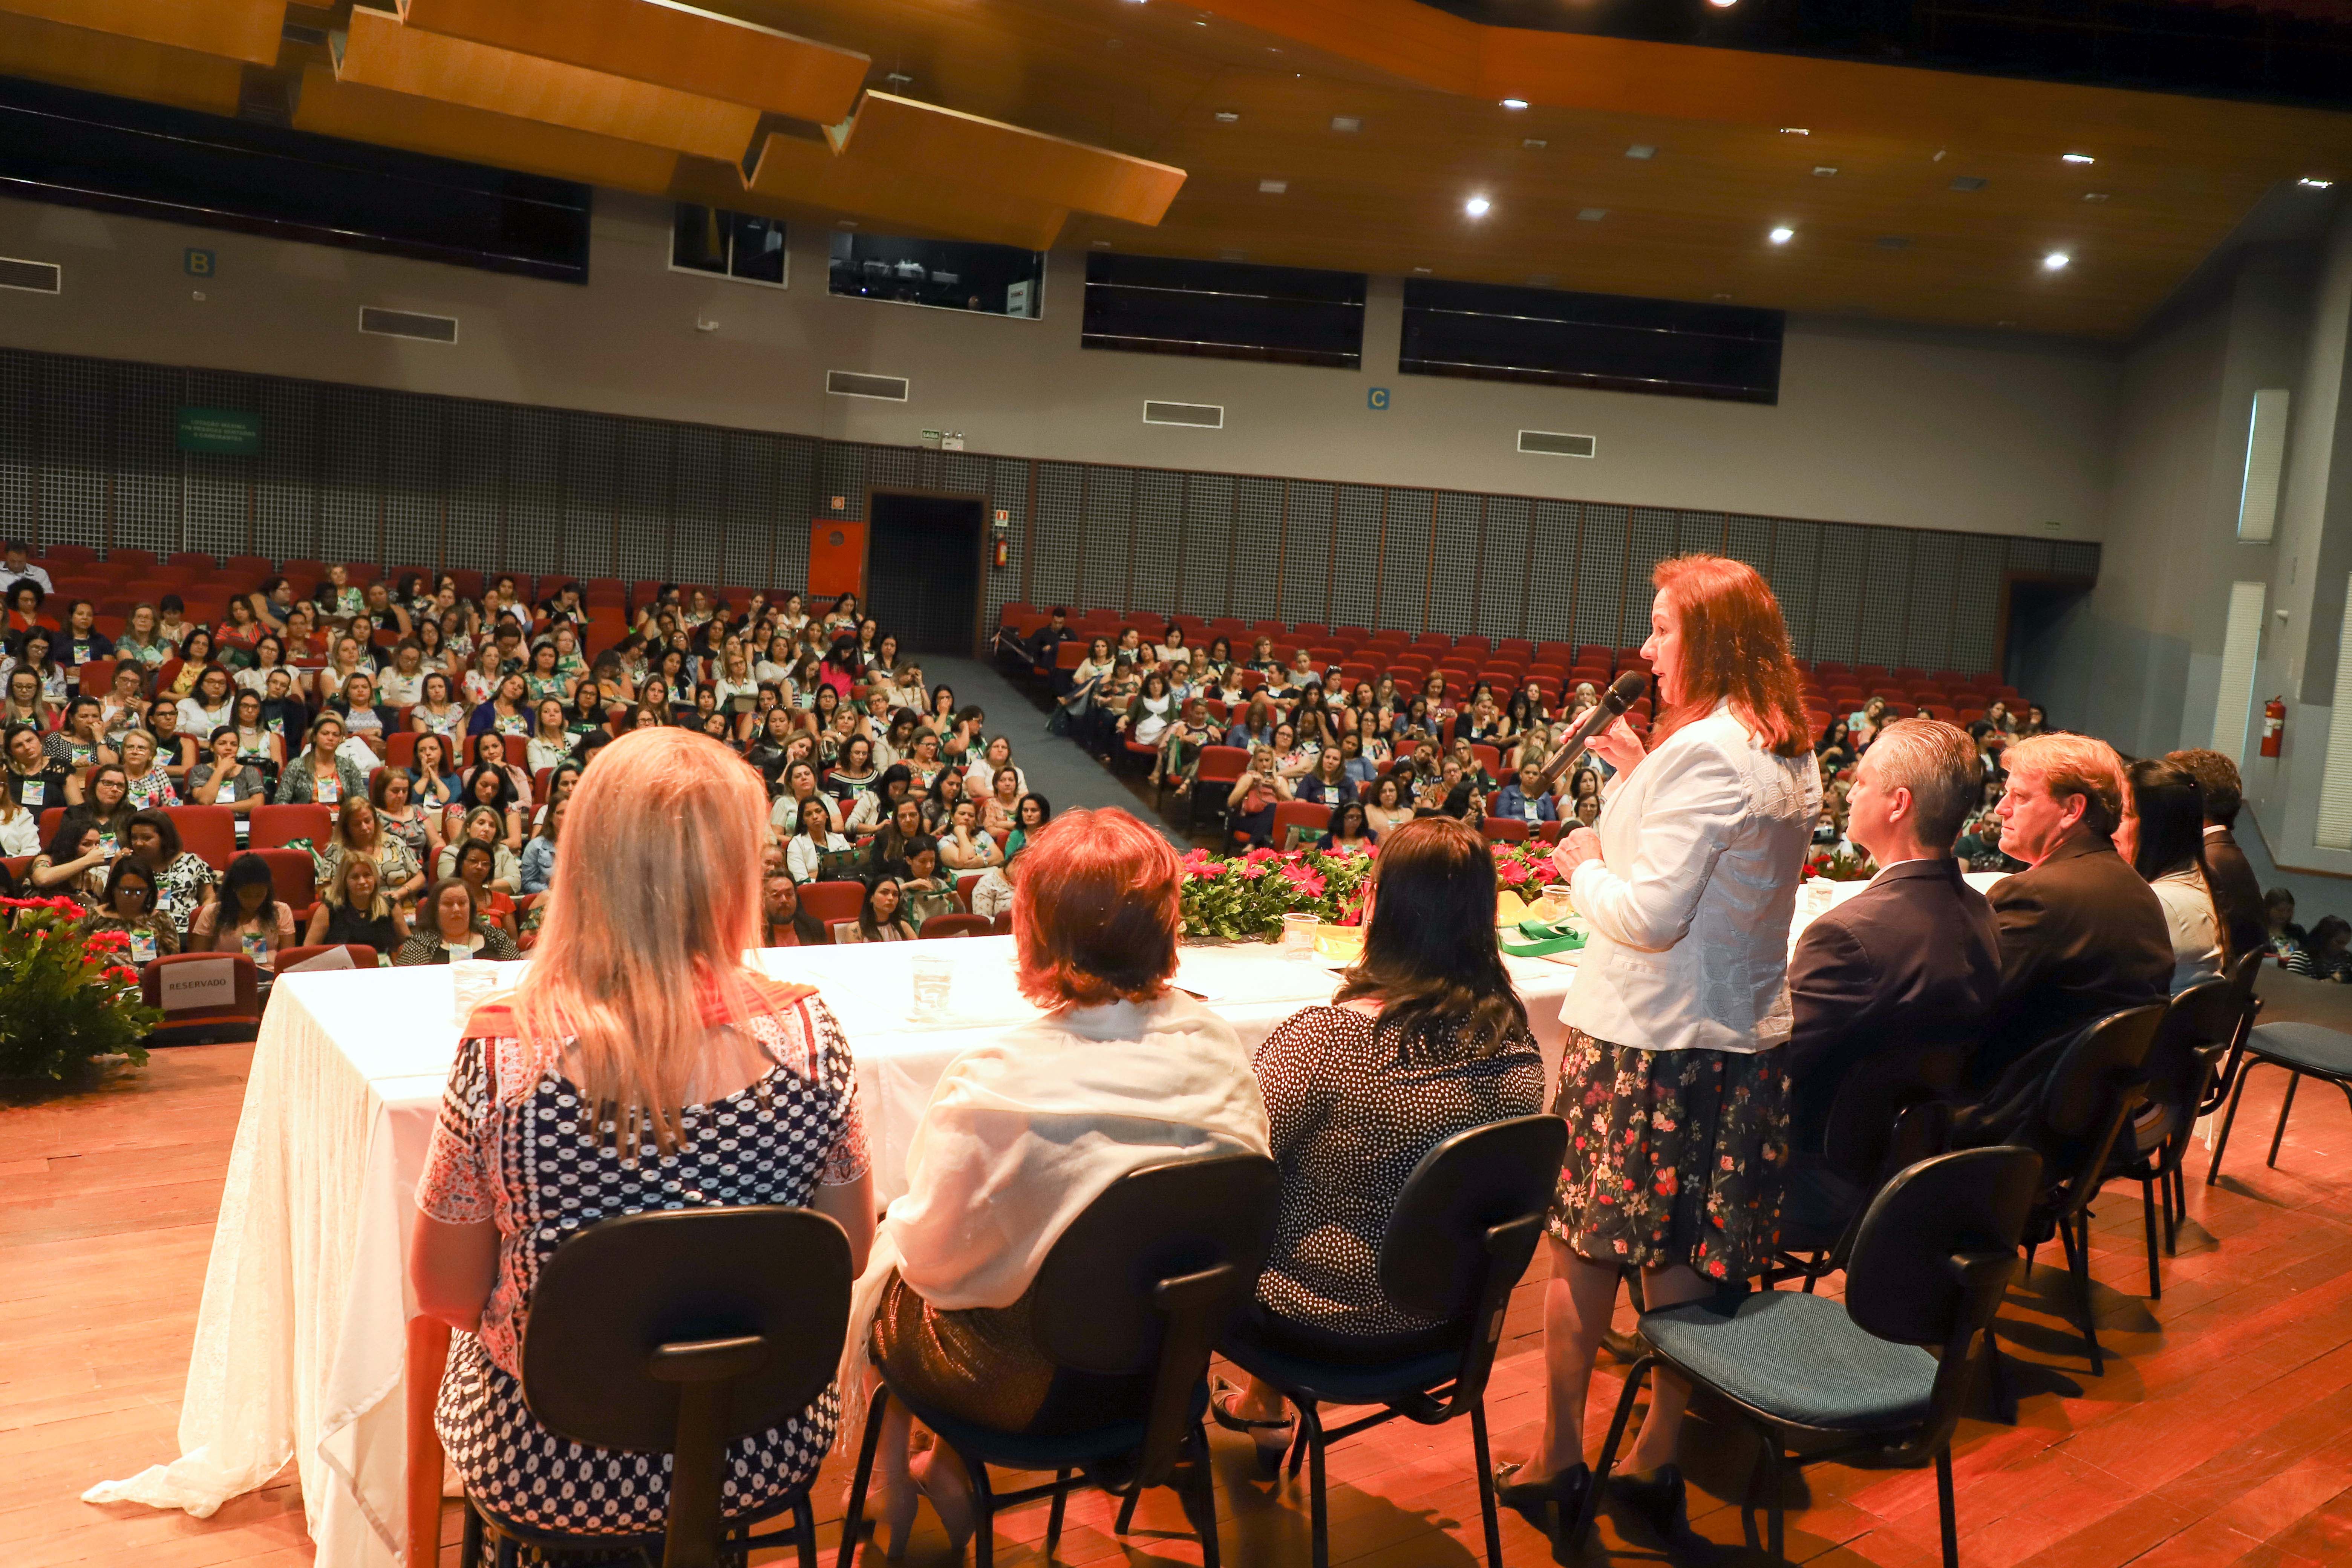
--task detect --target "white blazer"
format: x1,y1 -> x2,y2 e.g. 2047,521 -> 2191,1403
1564,700 -> 1820,1054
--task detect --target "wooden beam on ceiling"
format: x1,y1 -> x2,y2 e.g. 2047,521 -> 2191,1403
334,4 -> 759,163
732,130 -> 1069,252
0,8 -> 244,113
0,0 -> 283,66
292,63 -> 680,194
836,90 -> 1186,227
397,0 -> 868,125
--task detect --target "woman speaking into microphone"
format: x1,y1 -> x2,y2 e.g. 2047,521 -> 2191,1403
1498,554 -> 1819,1541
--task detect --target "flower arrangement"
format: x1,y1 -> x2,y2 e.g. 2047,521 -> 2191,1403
1178,845 -> 1377,942
0,896 -> 159,1084
1490,840 -> 1562,891
1805,845 -> 1876,883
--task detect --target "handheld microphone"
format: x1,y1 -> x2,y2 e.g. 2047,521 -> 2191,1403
1532,671 -> 1648,793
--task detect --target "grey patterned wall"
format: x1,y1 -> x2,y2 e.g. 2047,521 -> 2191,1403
0,345 -> 2101,674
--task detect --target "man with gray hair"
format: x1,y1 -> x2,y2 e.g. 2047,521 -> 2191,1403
1785,718 -> 2003,1150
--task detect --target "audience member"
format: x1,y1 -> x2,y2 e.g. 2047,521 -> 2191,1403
762,868 -> 825,946
2264,888 -> 2305,959
395,877 -> 521,965
2164,747 -> 2266,965
188,853 -> 296,964
305,853 -> 408,954
2120,758 -> 2224,993
846,875 -> 916,943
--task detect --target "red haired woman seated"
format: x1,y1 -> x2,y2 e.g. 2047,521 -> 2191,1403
847,807 -> 1272,1554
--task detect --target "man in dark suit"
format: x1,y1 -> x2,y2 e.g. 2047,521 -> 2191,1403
1787,719 -> 2002,1150
2166,746 -> 2267,963
1965,733 -> 2172,1113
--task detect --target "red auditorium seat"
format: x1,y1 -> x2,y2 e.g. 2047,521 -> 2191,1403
256,848 -> 319,921
110,548 -> 159,573
45,544 -> 98,565
141,952 -> 261,1041
798,881 -> 865,940
1481,818 -> 1531,844
167,807 -> 238,871
250,804 -> 332,852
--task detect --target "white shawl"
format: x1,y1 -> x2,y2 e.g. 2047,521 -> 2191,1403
836,990 -> 1270,1443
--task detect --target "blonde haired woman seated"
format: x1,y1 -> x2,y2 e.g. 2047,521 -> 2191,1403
409,726 -> 874,1539
846,807 -> 1270,1553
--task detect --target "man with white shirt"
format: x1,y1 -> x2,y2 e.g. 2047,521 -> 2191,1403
1785,718 -> 2002,1150
0,540 -> 51,596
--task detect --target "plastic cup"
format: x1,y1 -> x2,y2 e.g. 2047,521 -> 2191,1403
911,954 -> 953,1018
1281,911 -> 1319,958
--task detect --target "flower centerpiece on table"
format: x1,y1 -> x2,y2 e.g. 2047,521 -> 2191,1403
1178,844 -> 1376,942
1805,845 -> 1875,883
0,896 -> 159,1084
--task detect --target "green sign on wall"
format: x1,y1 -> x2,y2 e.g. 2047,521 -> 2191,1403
176,406 -> 261,455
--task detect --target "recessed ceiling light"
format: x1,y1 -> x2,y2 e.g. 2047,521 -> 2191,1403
1708,0 -> 1737,8
2061,152 -> 2095,164
1090,239 -> 1111,248
884,71 -> 913,85
2084,192 -> 2110,202
1949,176 -> 1987,192
1258,179 -> 1287,194
1779,127 -> 1809,135
1411,266 -> 1433,274
2043,251 -> 2070,270
2301,176 -> 2336,188
1626,144 -> 1656,160
1499,98 -> 1528,110
1712,292 -> 1733,300
836,219 -> 858,229
1577,208 -> 1606,221
1812,165 -> 1838,177
1214,111 -> 1238,122
1218,248 -> 1246,261
1464,195 -> 1491,217
1330,115 -> 1361,133
1526,274 -> 1553,286
1768,225 -> 1795,244
1876,235 -> 1910,250
1522,138 -> 1547,150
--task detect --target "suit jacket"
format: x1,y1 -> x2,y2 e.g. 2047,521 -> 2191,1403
1969,829 -> 2172,1090
2201,824 -> 2266,964
1785,859 -> 2001,1151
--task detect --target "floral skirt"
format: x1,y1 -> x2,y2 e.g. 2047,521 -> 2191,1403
1547,1029 -> 1790,1283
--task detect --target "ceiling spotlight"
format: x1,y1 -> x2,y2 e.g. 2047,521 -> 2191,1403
1330,115 -> 1361,133
1768,225 -> 1795,244
2301,176 -> 2336,188
1214,110 -> 1238,122
1258,179 -> 1287,194
1464,195 -> 1491,217
1812,165 -> 1838,177
2042,251 -> 2070,270
1779,127 -> 1809,135
1708,0 -> 1737,8
1522,138 -> 1548,150
2084,192 -> 2110,202
2061,152 -> 2095,164
1411,266 -> 1433,274
1626,144 -> 1656,160
1577,208 -> 1606,221
1499,98 -> 1528,110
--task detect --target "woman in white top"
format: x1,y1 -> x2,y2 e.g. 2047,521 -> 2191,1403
936,799 -> 1003,872
377,640 -> 428,707
781,796 -> 854,885
2119,758 -> 2225,994
1125,672 -> 1178,749
176,664 -> 236,740
1153,624 -> 1188,669
1499,556 -> 1819,1536
410,671 -> 469,738
525,698 -> 573,775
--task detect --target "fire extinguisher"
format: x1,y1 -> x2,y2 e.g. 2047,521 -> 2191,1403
2261,697 -> 2285,757
992,534 -> 1009,569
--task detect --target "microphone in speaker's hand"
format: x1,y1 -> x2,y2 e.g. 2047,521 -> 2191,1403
1539,671 -> 1648,788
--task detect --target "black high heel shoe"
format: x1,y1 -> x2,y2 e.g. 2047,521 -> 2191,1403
1491,1461 -> 1591,1535
1610,1463 -> 1692,1540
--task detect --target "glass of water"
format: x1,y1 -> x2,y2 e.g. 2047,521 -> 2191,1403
911,954 -> 953,1018
1281,911 -> 1319,959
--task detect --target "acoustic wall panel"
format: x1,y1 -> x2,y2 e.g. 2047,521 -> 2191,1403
723,431 -> 779,592
110,362 -> 180,557
1857,528 -> 1913,668
442,401 -> 505,573
1029,462 -> 1082,608
382,393 -> 446,571
1477,495 -> 1530,643
1623,507 -> 1679,647
670,426 -> 726,587
560,413 -> 619,581
1081,465 -> 1134,612
1233,477 -> 1284,622
39,354 -> 108,553
2005,538 -> 2054,576
1132,469 -> 1184,620
1768,519 -> 1820,661
775,436 -> 819,595
318,386 -> 384,567
1526,500 -> 1579,642
865,444 -> 923,497
819,444 -> 865,524
1429,492 -> 1481,638
182,366 -> 255,562
1376,488 -> 1432,633
615,420 -> 669,583
1903,532 -> 1960,673
1280,481 -> 1334,628
1330,484 -> 1383,629
1179,472 -> 1235,619
504,406 -> 562,576
1724,514 -> 1772,579
1676,510 -> 1728,559
1950,533 -> 2005,674
2053,541 -> 2101,578
1573,504 -> 1626,649
1811,524 -> 1873,666
0,354 -> 33,552
980,455 -> 1024,624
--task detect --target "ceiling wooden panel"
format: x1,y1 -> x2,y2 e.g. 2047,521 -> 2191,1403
335,5 -> 759,162
729,129 -> 1069,251
291,63 -> 680,194
836,91 -> 1185,225
0,0 -> 284,66
0,9 -> 245,113
397,0 -> 868,124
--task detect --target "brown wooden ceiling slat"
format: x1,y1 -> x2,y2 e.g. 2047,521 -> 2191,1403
835,91 -> 1185,227
0,0 -> 284,66
0,9 -> 245,113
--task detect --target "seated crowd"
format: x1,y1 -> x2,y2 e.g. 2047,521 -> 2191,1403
0,544 -> 1048,960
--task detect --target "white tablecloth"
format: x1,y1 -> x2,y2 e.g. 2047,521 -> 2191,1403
91,937 -> 1579,1568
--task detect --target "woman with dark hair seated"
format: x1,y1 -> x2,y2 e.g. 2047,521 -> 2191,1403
845,808 -> 1271,1554
2118,758 -> 2225,994
187,851 -> 296,963
87,856 -> 179,961
1212,817 -> 1546,1462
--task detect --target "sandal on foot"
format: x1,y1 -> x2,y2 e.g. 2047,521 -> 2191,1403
1209,1377 -> 1297,1473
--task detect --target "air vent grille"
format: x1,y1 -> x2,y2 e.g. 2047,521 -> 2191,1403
0,256 -> 61,294
1143,400 -> 1223,428
826,370 -> 909,401
1518,429 -> 1597,459
358,306 -> 458,343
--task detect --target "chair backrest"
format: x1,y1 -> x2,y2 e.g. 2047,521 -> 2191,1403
250,803 -> 332,851
1378,1115 -> 1569,1324
166,806 -> 239,870
1820,1043 -> 1966,1188
2142,978 -> 2240,1116
276,943 -> 378,971
798,880 -> 865,931
141,952 -> 262,1024
2037,1003 -> 2167,1143
1032,1154 -> 1279,1484
1845,1145 -> 2040,1348
255,848 -> 318,914
917,912 -> 991,938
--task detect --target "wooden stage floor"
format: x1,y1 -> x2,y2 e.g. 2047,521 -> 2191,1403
7,975 -> 2352,1568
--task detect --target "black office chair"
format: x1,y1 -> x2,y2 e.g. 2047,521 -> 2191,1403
2013,1003 -> 2166,1376
460,1205 -> 854,1568
1763,1045 -> 1963,1293
2205,951 -> 2352,1189
1570,1146 -> 2041,1568
837,1153 -> 1280,1568
2103,978 -> 2242,1297
1217,1114 -> 1569,1568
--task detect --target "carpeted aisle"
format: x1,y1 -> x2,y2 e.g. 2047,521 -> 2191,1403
923,656 -> 1196,842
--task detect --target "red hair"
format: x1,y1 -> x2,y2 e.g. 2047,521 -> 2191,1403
1012,807 -> 1182,1008
1649,554 -> 1811,758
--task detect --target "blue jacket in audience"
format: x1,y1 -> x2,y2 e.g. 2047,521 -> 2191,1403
1493,783 -> 1558,822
